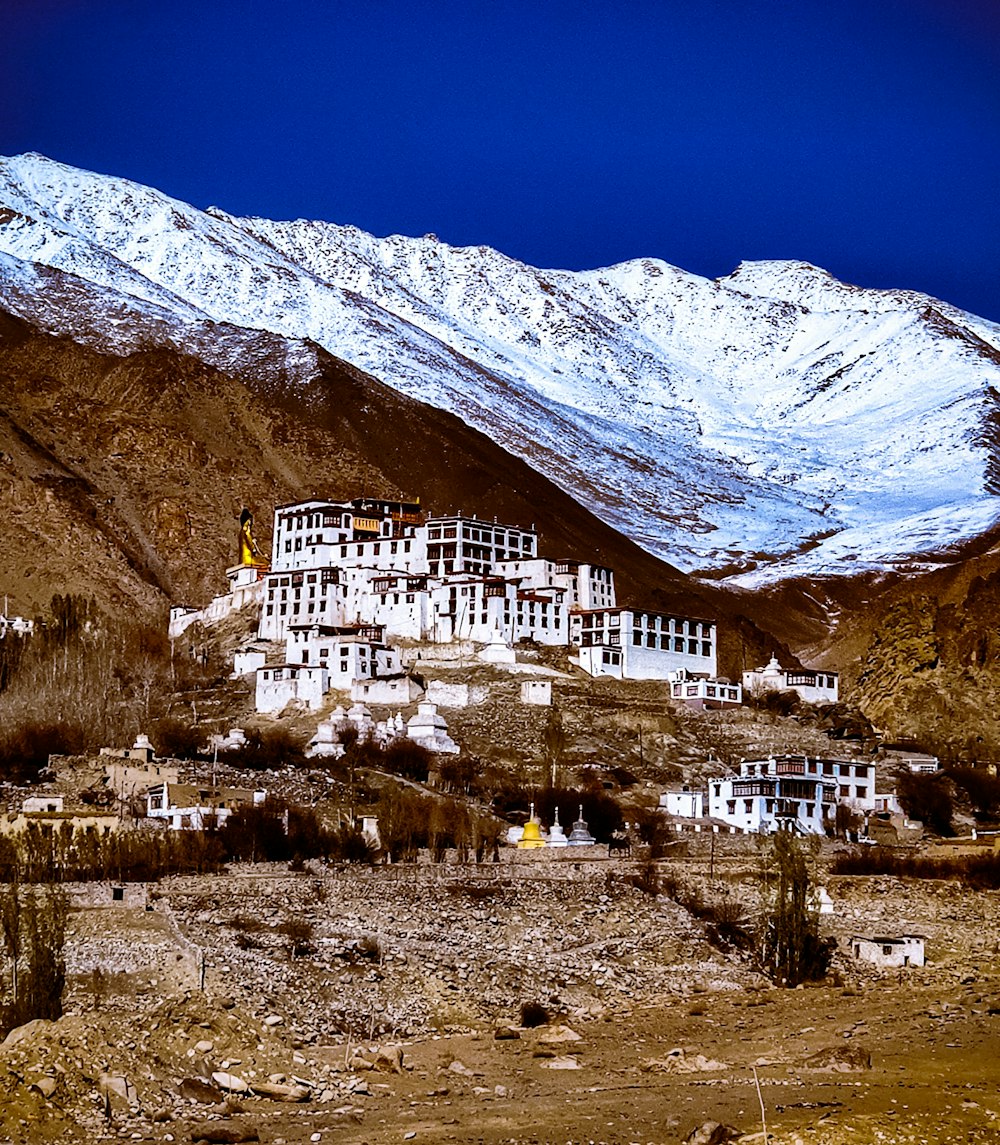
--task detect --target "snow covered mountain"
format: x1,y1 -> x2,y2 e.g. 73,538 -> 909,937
2,151 -> 999,586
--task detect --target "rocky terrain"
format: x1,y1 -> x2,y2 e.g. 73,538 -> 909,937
3,848 -> 999,1144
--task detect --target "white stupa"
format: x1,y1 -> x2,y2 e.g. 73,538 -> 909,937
548,808 -> 568,848
568,805 -> 596,846
406,701 -> 460,754
479,622 -> 516,665
306,718 -> 345,759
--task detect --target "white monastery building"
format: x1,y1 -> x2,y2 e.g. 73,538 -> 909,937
743,656 -> 839,704
256,497 -> 604,653
160,493 -> 725,713
702,754 -> 876,836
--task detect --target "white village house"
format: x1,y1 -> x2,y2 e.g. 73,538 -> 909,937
569,608 -> 718,680
668,754 -> 877,836
852,934 -> 925,969
669,668 -> 742,709
146,782 -> 266,830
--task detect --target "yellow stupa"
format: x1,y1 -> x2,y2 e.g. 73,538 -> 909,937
517,802 -> 546,849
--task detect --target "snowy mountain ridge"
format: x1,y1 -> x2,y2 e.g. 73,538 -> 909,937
2,151 -> 999,585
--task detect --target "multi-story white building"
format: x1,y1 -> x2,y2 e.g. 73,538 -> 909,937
249,495 -> 724,711
258,500 -> 579,648
270,497 -> 425,572
493,559 -> 615,611
256,622 -> 409,713
743,656 -> 839,704
424,515 -> 537,576
705,755 -> 876,835
570,608 -> 717,680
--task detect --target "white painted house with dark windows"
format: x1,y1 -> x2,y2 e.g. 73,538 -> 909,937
570,608 -> 717,680
705,755 -> 876,835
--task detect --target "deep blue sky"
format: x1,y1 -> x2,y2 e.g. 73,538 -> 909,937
2,0 -> 999,320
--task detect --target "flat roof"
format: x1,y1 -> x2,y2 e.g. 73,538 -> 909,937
573,606 -> 716,625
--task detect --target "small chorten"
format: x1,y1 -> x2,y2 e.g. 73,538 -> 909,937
479,621 -> 516,665
517,802 -> 546,849
306,718 -> 344,759
548,807 -> 568,848
568,804 -> 596,846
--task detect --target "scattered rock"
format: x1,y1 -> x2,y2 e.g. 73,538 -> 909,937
536,1024 -> 582,1044
250,1080 -> 311,1102
801,1045 -> 872,1072
178,1077 -> 224,1103
212,1070 -> 250,1093
540,1055 -> 581,1069
684,1121 -> 742,1145
643,1049 -> 729,1073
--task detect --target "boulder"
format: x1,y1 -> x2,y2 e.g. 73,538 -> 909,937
178,1077 -> 224,1103
250,1080 -> 310,1102
1,1019 -> 52,1050
98,1073 -> 137,1104
801,1044 -> 872,1072
684,1122 -> 742,1145
642,1049 -> 729,1074
30,1076 -> 58,1099
212,1070 -> 250,1094
373,1046 -> 406,1073
536,1024 -> 582,1044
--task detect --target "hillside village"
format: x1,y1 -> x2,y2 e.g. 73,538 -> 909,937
158,496 -> 891,838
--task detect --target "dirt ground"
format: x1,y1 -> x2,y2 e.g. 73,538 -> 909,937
2,857 -> 999,1145
195,978 -> 999,1145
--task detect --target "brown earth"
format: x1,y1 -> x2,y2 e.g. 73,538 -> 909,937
3,849 -> 999,1145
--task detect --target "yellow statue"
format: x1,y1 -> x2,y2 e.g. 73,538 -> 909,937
239,509 -> 268,568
